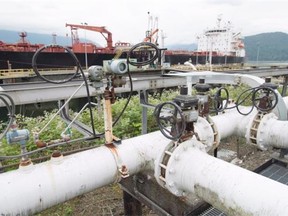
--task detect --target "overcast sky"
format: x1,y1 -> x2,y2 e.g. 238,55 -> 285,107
1,0 -> 287,46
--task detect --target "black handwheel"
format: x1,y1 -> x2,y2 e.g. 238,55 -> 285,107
32,44 -> 80,84
252,87 -> 278,112
0,93 -> 15,140
213,87 -> 229,112
127,42 -> 159,67
154,101 -> 186,140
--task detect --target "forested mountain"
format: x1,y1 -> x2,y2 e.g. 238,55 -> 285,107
0,30 -> 70,46
166,43 -> 197,51
244,32 -> 288,61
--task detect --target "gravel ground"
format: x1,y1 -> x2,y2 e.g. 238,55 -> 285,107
36,136 -> 274,216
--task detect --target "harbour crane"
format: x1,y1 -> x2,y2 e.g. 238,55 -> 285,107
65,23 -> 114,50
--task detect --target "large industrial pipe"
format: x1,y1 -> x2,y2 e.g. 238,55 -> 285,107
2,98 -> 288,214
2,129 -> 288,215
211,97 -> 288,149
211,107 -> 257,140
255,113 -> 288,149
0,131 -> 170,215
162,140 -> 288,215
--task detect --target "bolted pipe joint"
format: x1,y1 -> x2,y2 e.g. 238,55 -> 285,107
154,139 -> 207,192
255,112 -> 288,150
155,138 -> 288,216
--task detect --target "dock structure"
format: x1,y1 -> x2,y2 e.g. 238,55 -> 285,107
2,65 -> 288,215
1,65 -> 288,106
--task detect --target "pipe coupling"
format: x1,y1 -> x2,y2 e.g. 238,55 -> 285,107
154,139 -> 206,196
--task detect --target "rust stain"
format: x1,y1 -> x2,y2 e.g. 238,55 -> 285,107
51,151 -> 62,158
106,143 -> 119,156
20,158 -> 32,167
35,140 -> 46,148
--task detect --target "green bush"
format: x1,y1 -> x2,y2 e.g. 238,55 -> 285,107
0,89 -> 178,166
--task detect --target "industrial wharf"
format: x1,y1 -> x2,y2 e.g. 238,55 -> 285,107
1,65 -> 288,106
3,63 -> 288,215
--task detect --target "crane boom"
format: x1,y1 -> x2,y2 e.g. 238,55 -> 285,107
65,23 -> 113,49
144,29 -> 159,42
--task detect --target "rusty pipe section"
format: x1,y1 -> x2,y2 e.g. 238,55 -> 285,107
160,139 -> 288,215
0,131 -> 170,215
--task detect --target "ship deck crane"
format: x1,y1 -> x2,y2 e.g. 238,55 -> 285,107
65,23 -> 113,50
143,28 -> 159,43
144,14 -> 159,44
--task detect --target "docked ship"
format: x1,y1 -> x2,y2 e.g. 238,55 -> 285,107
0,24 -> 129,70
164,16 -> 245,65
0,17 -> 245,70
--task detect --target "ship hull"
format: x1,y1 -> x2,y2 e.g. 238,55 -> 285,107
0,51 -> 245,70
0,51 -> 116,69
164,54 -> 244,65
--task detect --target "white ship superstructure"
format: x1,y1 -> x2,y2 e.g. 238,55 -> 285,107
197,16 -> 245,58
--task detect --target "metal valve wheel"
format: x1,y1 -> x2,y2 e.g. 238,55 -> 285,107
252,87 -> 278,112
213,87 -> 229,112
154,101 -> 186,140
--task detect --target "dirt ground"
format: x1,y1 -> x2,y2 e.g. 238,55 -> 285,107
36,136 -> 274,216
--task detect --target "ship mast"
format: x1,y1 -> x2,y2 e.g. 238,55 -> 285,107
18,32 -> 28,44
144,12 -> 159,44
217,14 -> 222,28
52,33 -> 57,45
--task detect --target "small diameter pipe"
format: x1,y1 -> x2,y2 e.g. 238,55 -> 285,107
164,140 -> 288,216
0,131 -> 170,215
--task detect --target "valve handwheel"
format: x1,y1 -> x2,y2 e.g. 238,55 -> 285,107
127,42 -> 159,67
154,101 -> 186,140
252,87 -> 278,112
32,45 -> 80,84
213,87 -> 229,112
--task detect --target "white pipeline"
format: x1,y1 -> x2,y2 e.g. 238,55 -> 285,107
211,107 -> 257,140
0,131 -> 170,215
211,96 -> 288,149
163,140 -> 288,215
256,113 -> 288,149
3,98 -> 288,215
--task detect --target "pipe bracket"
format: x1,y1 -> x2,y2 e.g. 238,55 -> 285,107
106,143 -> 130,180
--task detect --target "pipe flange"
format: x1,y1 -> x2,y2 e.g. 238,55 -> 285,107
248,112 -> 267,149
154,141 -> 178,188
164,139 -> 206,196
257,112 -> 278,150
204,116 -> 220,150
155,139 -> 206,196
193,116 -> 214,151
247,111 -> 278,150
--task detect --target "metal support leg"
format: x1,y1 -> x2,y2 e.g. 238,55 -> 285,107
141,106 -> 148,135
140,90 -> 148,135
123,190 -> 143,216
0,161 -> 3,173
282,76 -> 288,97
